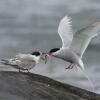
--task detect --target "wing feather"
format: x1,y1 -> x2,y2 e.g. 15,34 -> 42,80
70,22 -> 100,58
58,16 -> 73,48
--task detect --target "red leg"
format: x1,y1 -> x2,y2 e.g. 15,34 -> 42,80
66,64 -> 76,69
66,64 -> 73,69
70,64 -> 75,69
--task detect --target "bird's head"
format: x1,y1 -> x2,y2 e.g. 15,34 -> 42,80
42,48 -> 60,63
31,51 -> 48,64
39,48 -> 60,64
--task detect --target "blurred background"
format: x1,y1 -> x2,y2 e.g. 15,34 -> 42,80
0,0 -> 100,93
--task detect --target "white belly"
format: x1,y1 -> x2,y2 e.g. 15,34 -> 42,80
53,48 -> 79,63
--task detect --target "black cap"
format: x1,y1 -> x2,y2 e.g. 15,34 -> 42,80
49,48 -> 60,54
31,51 -> 41,56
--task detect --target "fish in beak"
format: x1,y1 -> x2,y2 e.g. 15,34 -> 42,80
41,53 -> 50,64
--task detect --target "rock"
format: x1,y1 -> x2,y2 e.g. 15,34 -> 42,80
0,71 -> 99,100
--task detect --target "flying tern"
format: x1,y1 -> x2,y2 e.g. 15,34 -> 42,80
45,16 -> 100,92
47,16 -> 100,70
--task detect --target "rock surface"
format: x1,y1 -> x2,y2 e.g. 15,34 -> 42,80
0,71 -> 99,100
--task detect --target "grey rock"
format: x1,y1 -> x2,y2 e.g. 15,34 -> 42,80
0,71 -> 99,100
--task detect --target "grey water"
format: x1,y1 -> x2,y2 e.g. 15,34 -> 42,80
0,0 -> 100,93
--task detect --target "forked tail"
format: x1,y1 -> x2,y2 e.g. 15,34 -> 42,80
78,67 -> 95,92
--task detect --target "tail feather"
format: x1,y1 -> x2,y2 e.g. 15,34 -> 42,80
0,59 -> 18,69
0,59 -> 9,64
78,67 -> 94,92
78,58 -> 85,70
77,59 -> 94,92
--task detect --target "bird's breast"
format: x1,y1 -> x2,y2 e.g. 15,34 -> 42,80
54,49 -> 78,63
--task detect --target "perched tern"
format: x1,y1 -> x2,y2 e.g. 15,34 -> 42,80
47,16 -> 100,70
0,51 -> 47,72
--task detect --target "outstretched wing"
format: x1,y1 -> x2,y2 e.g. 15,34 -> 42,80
70,22 -> 100,58
58,16 -> 73,48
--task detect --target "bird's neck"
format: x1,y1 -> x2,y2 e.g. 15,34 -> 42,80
52,48 -> 73,59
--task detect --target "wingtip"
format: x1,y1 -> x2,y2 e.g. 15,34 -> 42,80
61,16 -> 72,22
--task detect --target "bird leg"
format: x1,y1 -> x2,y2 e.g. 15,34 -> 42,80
66,64 -> 76,69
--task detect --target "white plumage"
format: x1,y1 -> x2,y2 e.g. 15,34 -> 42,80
47,15 -> 100,92
58,16 -> 73,48
49,16 -> 100,70
70,22 -> 100,58
0,52 -> 43,72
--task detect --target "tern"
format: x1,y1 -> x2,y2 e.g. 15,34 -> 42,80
46,16 -> 100,92
47,16 -> 100,70
0,51 -> 47,72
